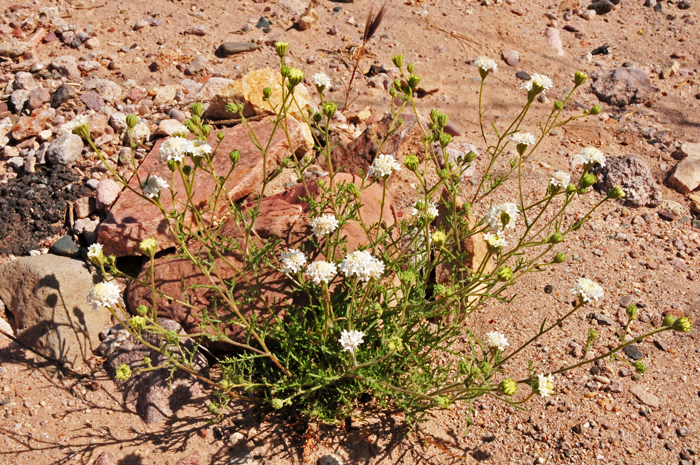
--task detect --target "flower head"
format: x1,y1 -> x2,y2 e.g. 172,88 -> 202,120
339,329 -> 365,352
572,278 -> 604,303
287,68 -> 305,87
87,281 -> 121,310
65,115 -> 89,132
368,154 -> 401,178
339,250 -> 385,282
129,316 -> 147,332
484,232 -> 507,248
550,171 -> 571,189
486,331 -> 509,351
410,201 -> 439,220
474,56 -> 497,73
311,214 -> 339,238
141,175 -> 168,199
537,373 -> 555,397
159,136 -> 193,163
87,243 -> 103,261
139,238 -> 157,257
190,139 -> 212,159
572,147 -> 606,168
500,378 -> 518,396
305,261 -> 337,284
170,123 -> 190,138
280,249 -> 307,274
115,364 -> 132,381
312,72 -> 331,89
521,73 -> 553,93
509,132 -> 537,147
485,203 -> 520,232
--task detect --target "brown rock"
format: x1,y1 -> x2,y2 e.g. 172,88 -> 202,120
630,384 -> 660,408
298,8 -> 319,30
98,118 -> 309,256
669,154 -> 700,194
126,173 -> 397,345
94,451 -> 117,465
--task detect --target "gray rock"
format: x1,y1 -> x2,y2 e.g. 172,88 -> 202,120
0,40 -> 30,59
133,20 -> 149,31
80,90 -> 104,111
46,134 -> 83,165
215,42 -> 260,57
13,72 -> 36,91
630,384 -> 660,408
10,89 -> 30,113
592,154 -> 662,208
592,312 -> 615,325
101,319 -> 208,424
81,79 -> 123,103
6,156 -> 24,170
0,255 -> 112,368
109,112 -> 128,134
618,295 -> 634,307
74,217 -> 100,244
185,55 -> 210,75
26,87 -> 50,111
167,108 -> 187,122
623,344 -> 644,360
318,455 -> 344,465
591,68 -> 653,107
50,55 -> 81,80
49,235 -> 80,258
589,0 -> 615,14
51,83 -> 78,108
85,179 -> 100,190
183,25 -> 207,36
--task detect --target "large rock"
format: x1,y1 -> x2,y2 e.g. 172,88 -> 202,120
97,118 -> 310,256
50,55 -> 81,80
126,173 -> 397,346
0,255 -> 112,369
46,133 -> 83,165
99,319 -> 208,424
591,68 -> 653,107
669,151 -> 700,194
81,79 -> 123,103
593,154 -> 662,207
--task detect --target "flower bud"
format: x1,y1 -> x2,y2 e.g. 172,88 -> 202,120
407,74 -> 422,89
229,150 -> 241,164
126,114 -> 139,129
184,119 -> 197,134
634,361 -> 647,374
500,378 -> 518,396
281,65 -> 291,77
407,63 -> 414,73
129,315 -> 147,332
271,398 -> 284,410
431,230 -> 447,247
274,41 -> 289,58
190,115 -> 202,127
217,131 -> 225,141
136,305 -> 149,317
182,165 -> 192,176
263,87 -> 273,100
435,396 -> 451,408
143,356 -> 152,367
404,154 -> 419,172
312,112 -> 323,123
553,252 -> 567,263
580,173 -> 596,188
438,168 -> 450,180
662,315 -> 677,327
165,329 -> 179,345
566,183 -> 577,195
477,361 -> 492,376
202,125 -> 212,138
115,364 -> 132,381
73,123 -> 91,141
190,103 -> 204,118
322,101 -> 337,119
287,68 -> 305,88
554,100 -> 564,110
392,54 -> 404,68
497,266 -> 514,282
226,102 -> 237,113
439,133 -> 452,147
399,270 -> 416,284
218,380 -> 232,391
437,113 -> 448,128
587,328 -> 599,344
167,159 -> 178,171
672,316 -> 692,333
389,87 -> 397,97
392,79 -> 401,90
574,71 -> 588,87
548,232 -> 564,244
607,185 -> 625,199
590,105 -> 602,115
626,304 -> 638,321
464,151 -> 477,163
139,238 -> 157,257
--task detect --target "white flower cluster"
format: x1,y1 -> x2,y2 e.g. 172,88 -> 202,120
312,72 -> 331,88
572,278 -> 604,303
509,132 -> 537,147
87,243 -> 102,260
521,73 -> 553,93
572,147 -> 606,168
339,329 -> 365,352
190,139 -> 212,159
280,249 -> 307,274
550,171 -> 571,189
486,331 -> 509,351
170,124 -> 190,138
410,201 -> 439,220
311,214 -> 339,238
474,56 -> 497,73
159,136 -> 193,163
537,373 -> 555,397
141,175 -> 168,198
368,154 -> 401,178
87,281 -> 121,310
485,203 -> 520,233
65,115 -> 89,132
484,232 -> 507,248
305,261 -> 337,284
339,250 -> 385,282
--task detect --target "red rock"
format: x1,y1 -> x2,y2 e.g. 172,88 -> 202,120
98,118 -> 309,256
10,109 -> 53,140
94,451 -> 116,465
126,86 -> 148,102
177,452 -> 202,465
43,31 -> 57,43
126,173 -> 398,345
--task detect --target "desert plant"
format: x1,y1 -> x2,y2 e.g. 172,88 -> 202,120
75,44 -> 691,425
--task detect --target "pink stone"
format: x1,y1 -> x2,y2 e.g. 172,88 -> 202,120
96,179 -> 123,211
11,109 -> 53,140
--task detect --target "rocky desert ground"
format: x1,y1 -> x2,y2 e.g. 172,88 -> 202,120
1,0 -> 700,464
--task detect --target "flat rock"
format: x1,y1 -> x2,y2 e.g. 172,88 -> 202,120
46,133 -> 83,165
544,27 -> 565,56
0,255 -> 112,368
11,110 -> 53,141
215,42 -> 260,57
591,68 -> 653,107
95,179 -> 123,210
669,153 -> 700,194
501,49 -> 520,66
126,173 -> 397,346
98,118 -> 309,256
185,55 -> 210,75
153,85 -> 179,106
49,235 -> 80,257
51,83 -> 77,108
50,55 -> 80,80
80,90 -> 104,111
81,79 -> 123,103
623,344 -> 644,360
630,384 -> 660,408
592,154 -> 662,207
